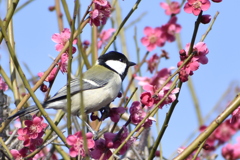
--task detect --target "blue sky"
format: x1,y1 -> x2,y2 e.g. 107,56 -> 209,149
1,0 -> 240,159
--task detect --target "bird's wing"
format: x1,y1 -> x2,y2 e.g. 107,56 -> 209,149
46,77 -> 108,103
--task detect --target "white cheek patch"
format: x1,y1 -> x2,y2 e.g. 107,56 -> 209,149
105,60 -> 127,75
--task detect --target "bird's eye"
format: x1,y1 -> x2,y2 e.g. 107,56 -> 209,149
119,58 -> 123,62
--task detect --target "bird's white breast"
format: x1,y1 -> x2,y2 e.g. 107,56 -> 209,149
70,72 -> 122,115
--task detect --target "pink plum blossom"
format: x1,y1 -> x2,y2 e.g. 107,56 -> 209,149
231,106 -> 240,124
178,66 -> 194,82
104,126 -> 136,154
23,116 -> 48,139
129,101 -> 145,124
135,67 -> 174,89
141,27 -> 165,51
150,67 -> 174,88
203,119 -> 237,152
51,28 -> 77,52
214,120 -> 237,144
90,139 -> 112,160
38,67 -> 58,82
142,117 -> 156,128
98,28 -> 115,49
109,107 -> 126,122
51,28 -> 77,75
177,58 -> 199,75
66,131 -> 95,157
93,0 -> 108,6
222,143 -> 239,160
177,51 -> 198,82
222,138 -> 240,160
134,76 -> 152,87
160,1 -> 181,15
17,128 -> 30,141
202,119 -> 240,153
146,53 -> 160,73
89,2 -> 111,26
178,42 -> 209,82
59,53 -> 68,73
184,0 -> 211,16
158,86 -> 180,106
129,101 -> 155,127
199,125 -> 216,151
184,42 -> 209,64
161,16 -> 181,42
17,117 -> 46,151
0,76 -> 8,91
24,137 -> 44,151
17,116 -> 47,142
11,148 -> 29,160
143,84 -> 179,108
32,148 -> 58,160
140,92 -> 154,107
190,42 -> 209,64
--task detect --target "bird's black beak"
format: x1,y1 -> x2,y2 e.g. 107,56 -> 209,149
128,61 -> 136,67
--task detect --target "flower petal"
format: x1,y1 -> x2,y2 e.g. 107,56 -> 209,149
66,135 -> 77,145
69,147 -> 78,157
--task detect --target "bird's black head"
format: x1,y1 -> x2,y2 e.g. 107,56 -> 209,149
98,51 -> 136,80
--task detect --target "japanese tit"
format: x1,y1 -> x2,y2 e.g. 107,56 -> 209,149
8,51 -> 136,119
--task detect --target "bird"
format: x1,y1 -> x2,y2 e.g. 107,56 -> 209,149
8,51 -> 136,119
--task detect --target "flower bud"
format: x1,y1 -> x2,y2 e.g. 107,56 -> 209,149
155,150 -> 160,157
40,84 -> 48,92
179,49 -> 187,61
117,92 -> 122,98
201,15 -> 211,24
177,61 -> 183,68
179,49 -> 186,56
212,0 -> 222,3
83,40 -> 90,48
48,6 -> 55,11
203,143 -> 210,150
160,50 -> 169,59
90,113 -> 99,121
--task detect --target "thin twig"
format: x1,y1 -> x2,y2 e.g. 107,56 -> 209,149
101,0 -> 143,55
24,131 -> 66,159
0,137 -> 13,159
201,11 -> 219,42
0,18 -> 89,133
174,93 -> 240,159
109,75 -> 180,160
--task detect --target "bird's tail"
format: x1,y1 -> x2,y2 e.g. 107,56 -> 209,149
8,105 -> 40,120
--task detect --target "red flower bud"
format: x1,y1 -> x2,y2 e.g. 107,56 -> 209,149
179,49 -> 186,56
212,0 -> 222,3
40,84 -> 48,92
90,113 -> 99,121
48,6 -> 55,11
83,40 -> 90,46
155,150 -> 160,157
203,144 -> 210,150
201,15 -> 211,24
179,49 -> 187,61
117,92 -> 122,98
